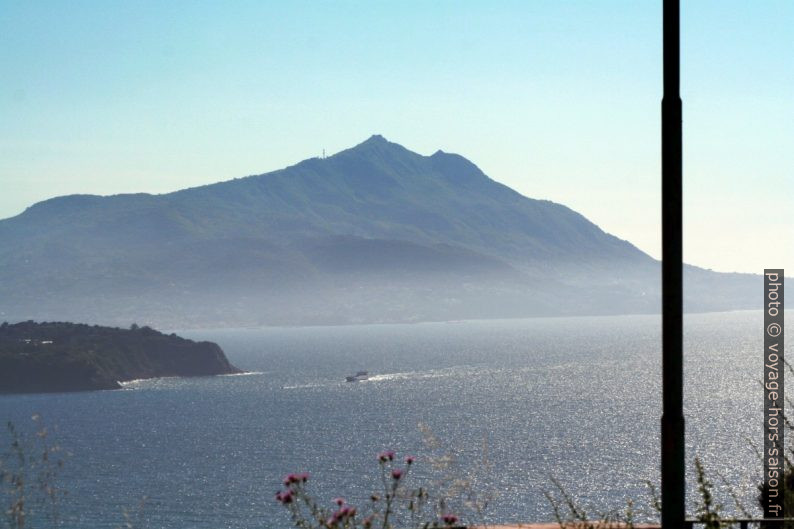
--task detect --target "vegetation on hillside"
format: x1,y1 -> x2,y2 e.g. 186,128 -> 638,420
0,321 -> 239,394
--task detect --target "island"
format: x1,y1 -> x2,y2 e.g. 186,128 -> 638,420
0,321 -> 241,394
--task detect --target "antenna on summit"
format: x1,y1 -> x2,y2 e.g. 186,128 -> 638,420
322,148 -> 326,159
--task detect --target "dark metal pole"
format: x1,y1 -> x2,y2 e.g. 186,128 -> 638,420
661,1 -> 685,529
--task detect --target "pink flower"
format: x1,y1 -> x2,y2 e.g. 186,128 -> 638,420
282,472 -> 308,486
405,455 -> 415,465
275,491 -> 294,504
442,513 -> 459,525
391,468 -> 403,480
334,497 -> 346,506
378,450 -> 395,462
283,473 -> 302,486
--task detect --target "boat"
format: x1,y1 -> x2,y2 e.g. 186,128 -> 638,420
345,371 -> 369,382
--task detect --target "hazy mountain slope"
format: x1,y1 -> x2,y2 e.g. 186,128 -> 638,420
165,135 -> 649,264
0,135 -> 758,327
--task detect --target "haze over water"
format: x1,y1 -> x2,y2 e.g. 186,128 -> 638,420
0,311 -> 779,528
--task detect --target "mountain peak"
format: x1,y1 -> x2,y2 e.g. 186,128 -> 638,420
364,134 -> 387,143
334,134 -> 416,161
351,134 -> 399,151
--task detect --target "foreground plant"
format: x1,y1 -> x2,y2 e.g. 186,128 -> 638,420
0,415 -> 65,529
544,475 -> 641,529
545,456 -> 758,529
275,451 -> 464,529
693,457 -> 723,529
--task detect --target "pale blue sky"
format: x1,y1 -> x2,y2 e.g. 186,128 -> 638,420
1,1 -> 791,273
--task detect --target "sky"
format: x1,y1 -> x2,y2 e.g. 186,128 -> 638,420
1,0 -> 791,274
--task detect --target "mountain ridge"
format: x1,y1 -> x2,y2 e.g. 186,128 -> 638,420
6,135 -> 645,266
0,135 -> 758,327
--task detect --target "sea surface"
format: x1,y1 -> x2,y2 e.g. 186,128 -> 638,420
0,311 -> 784,528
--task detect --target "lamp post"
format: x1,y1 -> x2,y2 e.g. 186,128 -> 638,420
661,1 -> 685,529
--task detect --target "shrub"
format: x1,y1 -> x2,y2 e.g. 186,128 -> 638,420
0,415 -> 65,529
275,451 -> 465,529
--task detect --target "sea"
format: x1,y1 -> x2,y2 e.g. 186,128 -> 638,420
0,310 -> 784,528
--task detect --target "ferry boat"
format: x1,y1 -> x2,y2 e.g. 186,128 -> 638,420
345,371 -> 369,382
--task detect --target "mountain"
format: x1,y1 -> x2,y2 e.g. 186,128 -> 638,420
0,135 -> 758,327
0,321 -> 239,394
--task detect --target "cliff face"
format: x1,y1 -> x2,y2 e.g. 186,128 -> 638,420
0,321 -> 240,394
